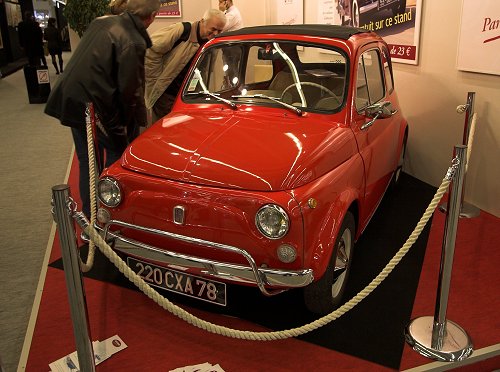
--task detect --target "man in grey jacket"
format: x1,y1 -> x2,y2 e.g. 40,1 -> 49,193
45,0 -> 160,217
145,9 -> 226,123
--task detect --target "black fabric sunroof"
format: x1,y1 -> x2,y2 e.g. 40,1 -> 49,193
216,24 -> 368,40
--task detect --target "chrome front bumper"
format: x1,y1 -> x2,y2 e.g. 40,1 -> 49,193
96,220 -> 314,296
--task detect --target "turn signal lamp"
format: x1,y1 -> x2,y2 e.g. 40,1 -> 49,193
277,244 -> 297,263
97,208 -> 111,224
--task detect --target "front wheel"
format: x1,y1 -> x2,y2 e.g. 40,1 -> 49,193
304,211 -> 355,315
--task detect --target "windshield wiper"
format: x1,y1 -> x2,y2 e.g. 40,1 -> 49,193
190,69 -> 237,109
232,93 -> 303,116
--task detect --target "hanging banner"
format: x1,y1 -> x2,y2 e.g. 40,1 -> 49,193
318,0 -> 423,65
457,0 -> 500,76
157,0 -> 182,18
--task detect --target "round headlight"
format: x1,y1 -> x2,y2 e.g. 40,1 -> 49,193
255,204 -> 289,239
97,177 -> 122,207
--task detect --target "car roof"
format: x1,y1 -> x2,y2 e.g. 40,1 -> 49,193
216,24 -> 369,40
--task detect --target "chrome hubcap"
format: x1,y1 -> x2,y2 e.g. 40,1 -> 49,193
332,228 -> 352,297
395,142 -> 406,182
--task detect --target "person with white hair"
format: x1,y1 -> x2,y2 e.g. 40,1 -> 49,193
145,9 -> 226,123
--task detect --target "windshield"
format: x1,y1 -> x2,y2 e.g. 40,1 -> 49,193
183,41 -> 348,112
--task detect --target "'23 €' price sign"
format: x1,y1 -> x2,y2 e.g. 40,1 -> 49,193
389,44 -> 416,61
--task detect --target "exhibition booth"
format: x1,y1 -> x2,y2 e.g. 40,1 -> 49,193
0,0 -> 499,371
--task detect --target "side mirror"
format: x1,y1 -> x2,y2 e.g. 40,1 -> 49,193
361,101 -> 398,130
257,47 -> 284,61
365,101 -> 395,119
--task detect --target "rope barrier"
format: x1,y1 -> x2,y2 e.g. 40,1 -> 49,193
80,173 -> 451,341
455,103 -> 477,171
466,113 -> 476,170
79,105 -> 98,272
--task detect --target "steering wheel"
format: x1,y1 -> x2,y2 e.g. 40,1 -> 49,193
281,82 -> 342,106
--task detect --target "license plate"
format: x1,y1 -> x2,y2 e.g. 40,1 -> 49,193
127,257 -> 227,306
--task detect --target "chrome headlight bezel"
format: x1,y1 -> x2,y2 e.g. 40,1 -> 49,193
255,204 -> 290,239
97,177 -> 122,207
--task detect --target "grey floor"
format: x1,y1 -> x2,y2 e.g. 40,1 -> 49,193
0,56 -> 73,372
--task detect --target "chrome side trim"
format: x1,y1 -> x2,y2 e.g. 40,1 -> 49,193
97,221 -> 314,296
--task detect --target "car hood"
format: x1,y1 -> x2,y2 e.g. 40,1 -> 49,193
122,109 -> 356,191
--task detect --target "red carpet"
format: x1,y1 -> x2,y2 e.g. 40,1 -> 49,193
400,204 -> 500,370
24,155 -> 500,371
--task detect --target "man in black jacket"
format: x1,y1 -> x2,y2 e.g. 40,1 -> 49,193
45,0 -> 160,217
17,11 -> 47,66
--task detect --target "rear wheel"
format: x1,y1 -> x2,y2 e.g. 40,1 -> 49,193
391,131 -> 408,189
304,211 -> 355,315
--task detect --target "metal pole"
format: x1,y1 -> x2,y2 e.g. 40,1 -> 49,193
462,92 -> 475,146
405,145 -> 473,362
439,92 -> 479,218
432,145 -> 467,347
52,185 -> 96,371
458,92 -> 479,218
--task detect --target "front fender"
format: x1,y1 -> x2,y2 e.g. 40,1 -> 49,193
289,153 -> 364,280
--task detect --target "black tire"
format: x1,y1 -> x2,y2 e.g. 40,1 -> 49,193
390,130 -> 407,189
304,211 -> 355,315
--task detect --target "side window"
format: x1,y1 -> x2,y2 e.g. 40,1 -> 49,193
355,49 -> 385,111
382,47 -> 394,93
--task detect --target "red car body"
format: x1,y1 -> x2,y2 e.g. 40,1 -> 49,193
97,25 -> 408,314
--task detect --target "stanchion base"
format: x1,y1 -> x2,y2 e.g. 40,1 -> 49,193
405,316 -> 473,362
438,201 -> 480,218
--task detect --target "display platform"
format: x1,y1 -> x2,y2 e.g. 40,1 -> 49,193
22,155 -> 500,371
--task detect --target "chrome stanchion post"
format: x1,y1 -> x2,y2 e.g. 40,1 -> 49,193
405,145 -> 473,362
439,92 -> 480,218
52,185 -> 96,371
458,92 -> 480,218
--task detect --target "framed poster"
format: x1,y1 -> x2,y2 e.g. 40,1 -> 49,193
157,0 -> 182,18
457,0 -> 500,76
317,0 -> 423,65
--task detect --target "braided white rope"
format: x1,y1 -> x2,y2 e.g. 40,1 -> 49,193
79,110 -> 98,272
466,113 -> 477,170
456,104 -> 467,114
83,177 -> 450,340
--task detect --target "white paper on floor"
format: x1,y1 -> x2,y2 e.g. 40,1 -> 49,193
170,362 -> 225,372
48,334 -> 127,371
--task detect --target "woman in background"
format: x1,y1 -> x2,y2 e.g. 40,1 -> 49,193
44,17 -> 63,74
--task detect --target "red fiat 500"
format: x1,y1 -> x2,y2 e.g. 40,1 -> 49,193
97,25 -> 408,314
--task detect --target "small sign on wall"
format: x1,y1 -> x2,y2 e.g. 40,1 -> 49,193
37,69 -> 50,84
457,0 -> 500,76
157,0 -> 181,17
